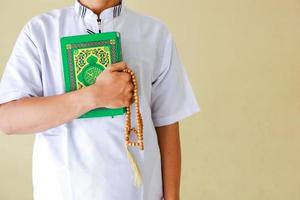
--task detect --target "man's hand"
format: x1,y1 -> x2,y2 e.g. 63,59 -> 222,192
89,61 -> 134,109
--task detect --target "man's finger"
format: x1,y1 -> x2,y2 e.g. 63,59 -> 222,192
107,62 -> 128,72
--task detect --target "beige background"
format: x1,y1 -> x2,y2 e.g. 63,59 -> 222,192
0,0 -> 300,199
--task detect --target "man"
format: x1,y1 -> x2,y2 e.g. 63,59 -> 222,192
0,0 -> 200,199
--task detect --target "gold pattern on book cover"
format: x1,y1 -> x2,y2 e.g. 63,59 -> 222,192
73,46 -> 111,89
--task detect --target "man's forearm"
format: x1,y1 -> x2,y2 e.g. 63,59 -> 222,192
0,62 -> 133,135
156,122 -> 181,200
0,86 -> 96,135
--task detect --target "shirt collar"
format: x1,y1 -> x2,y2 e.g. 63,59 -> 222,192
74,0 -> 123,20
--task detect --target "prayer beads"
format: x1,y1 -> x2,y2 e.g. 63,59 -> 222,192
123,68 -> 144,150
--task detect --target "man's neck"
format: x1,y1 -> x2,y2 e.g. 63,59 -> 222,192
79,0 -> 121,16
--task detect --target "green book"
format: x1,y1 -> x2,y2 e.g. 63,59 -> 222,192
60,32 -> 126,119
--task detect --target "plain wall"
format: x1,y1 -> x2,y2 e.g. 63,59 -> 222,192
0,0 -> 300,199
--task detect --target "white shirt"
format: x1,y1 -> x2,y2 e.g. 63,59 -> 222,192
0,1 -> 200,200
